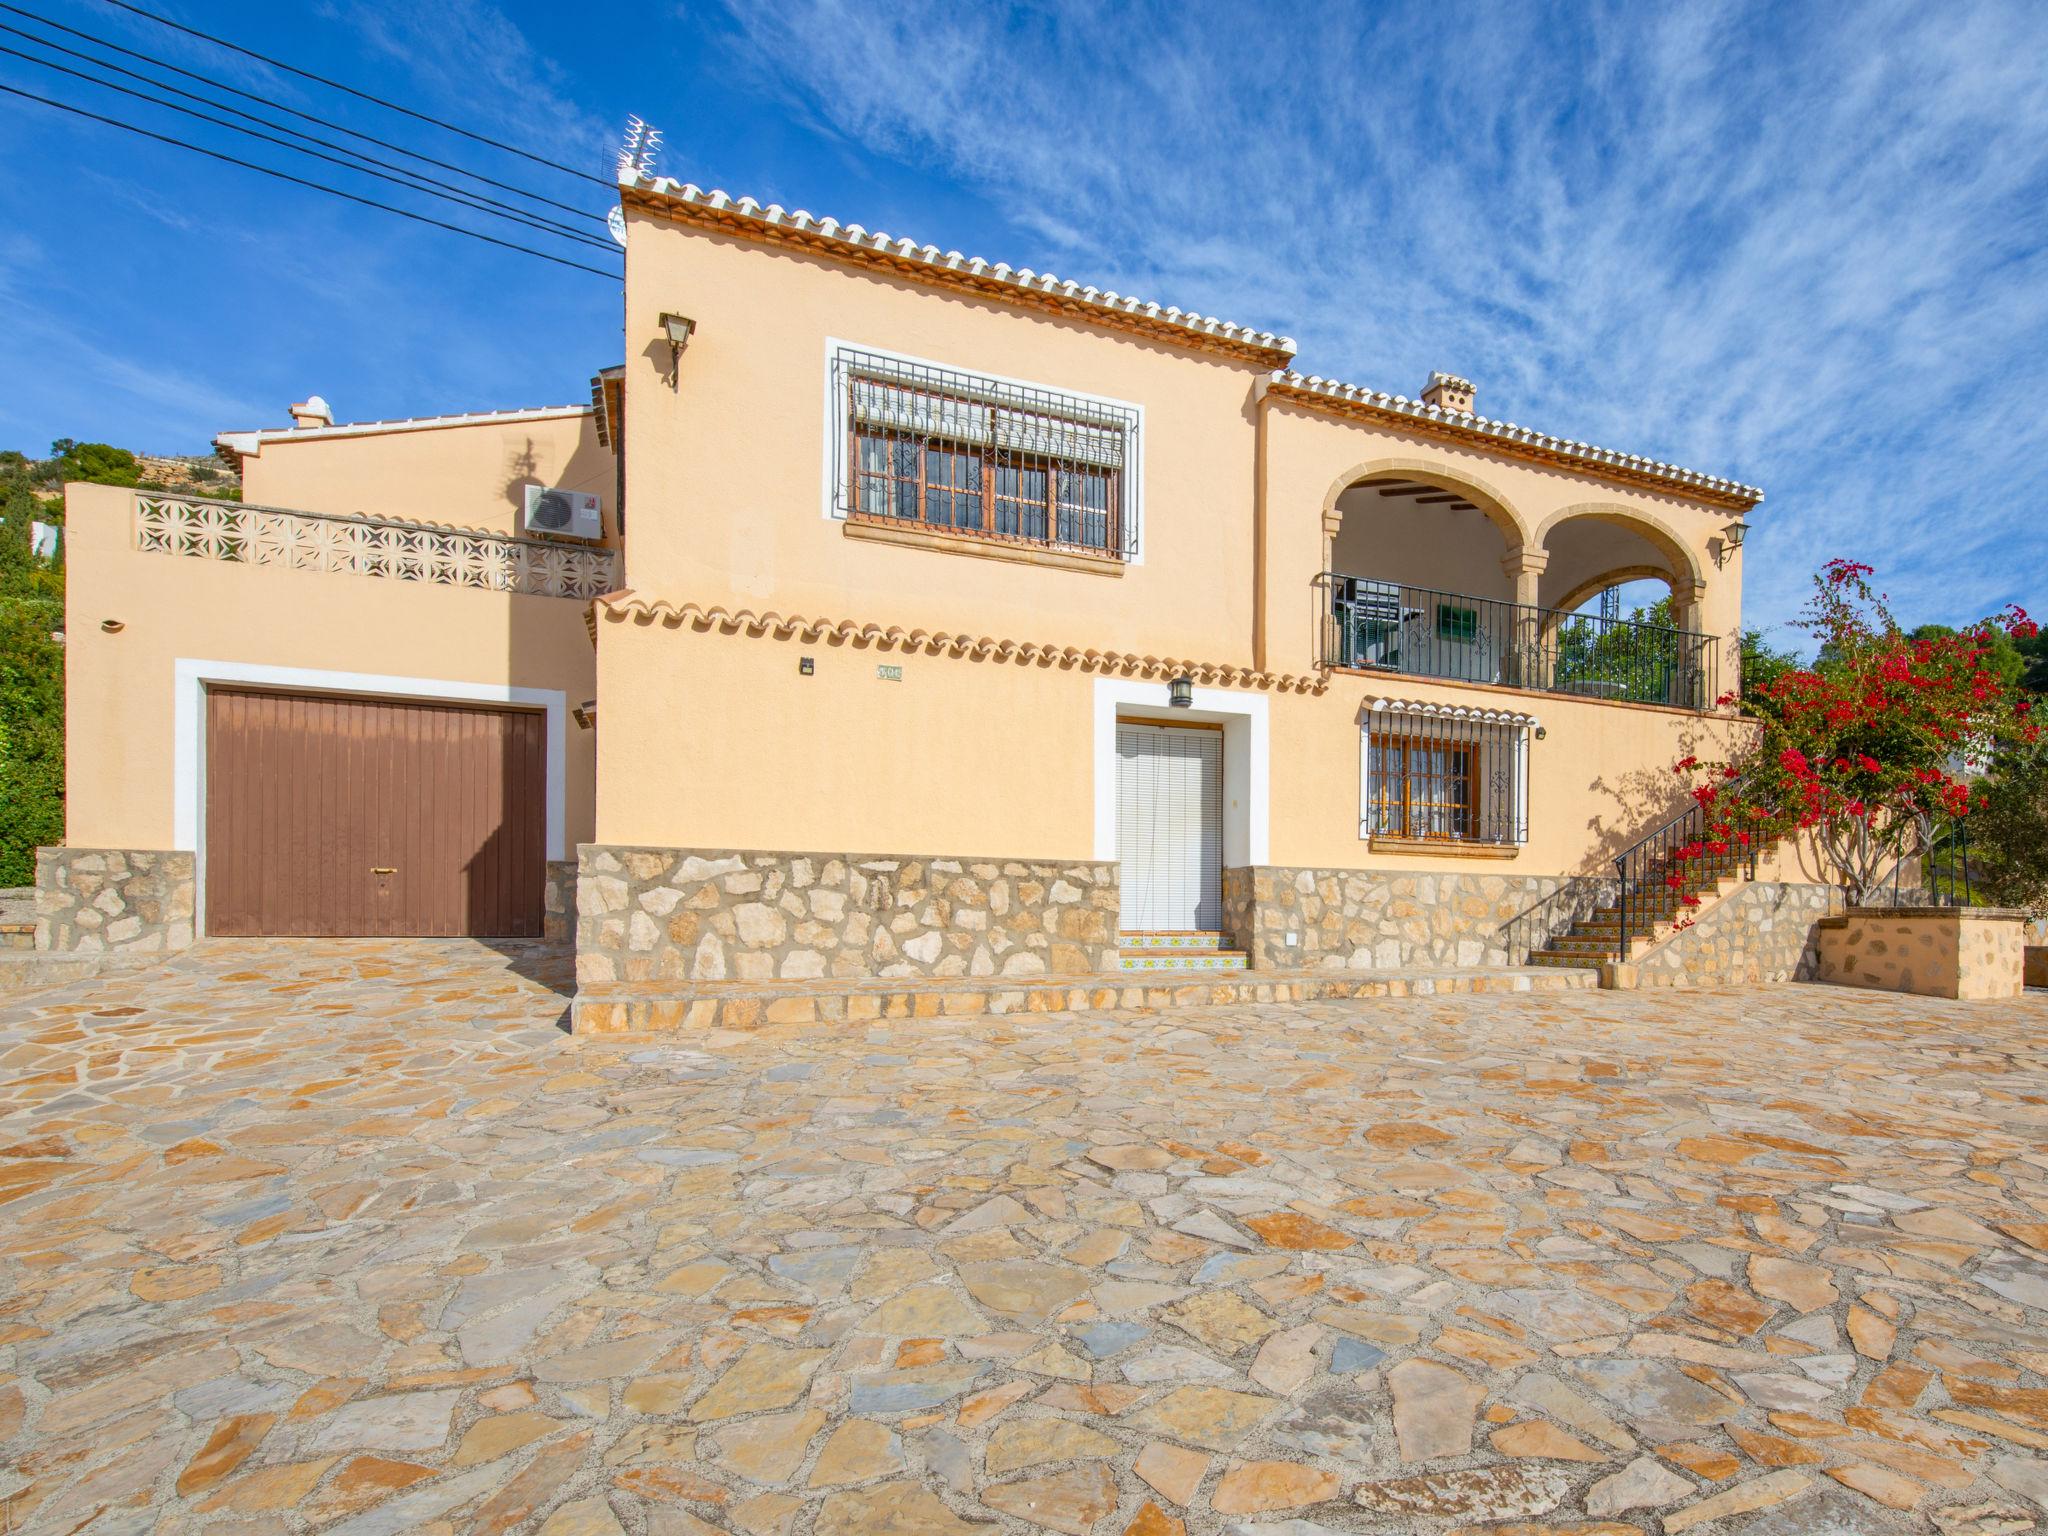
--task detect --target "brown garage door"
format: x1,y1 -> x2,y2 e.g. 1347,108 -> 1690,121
205,689 -> 546,937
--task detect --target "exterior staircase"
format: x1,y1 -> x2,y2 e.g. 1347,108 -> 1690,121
1116,931 -> 1249,973
1529,847 -> 1748,967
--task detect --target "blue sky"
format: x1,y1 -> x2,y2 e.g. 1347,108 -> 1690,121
1,0 -> 2044,639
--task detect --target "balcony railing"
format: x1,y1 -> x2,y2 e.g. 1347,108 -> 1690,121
1317,572 -> 1720,710
135,493 -> 619,599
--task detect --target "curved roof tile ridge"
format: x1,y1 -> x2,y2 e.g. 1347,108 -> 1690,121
1269,370 -> 1763,507
620,171 -> 1297,365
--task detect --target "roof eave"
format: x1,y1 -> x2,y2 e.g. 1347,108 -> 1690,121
618,176 -> 1298,371
1261,375 -> 1764,512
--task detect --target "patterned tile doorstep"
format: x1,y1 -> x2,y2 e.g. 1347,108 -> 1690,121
1,937 -> 2045,1536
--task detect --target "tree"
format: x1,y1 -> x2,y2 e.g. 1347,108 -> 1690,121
0,476 -> 64,885
1737,627 -> 1800,713
49,441 -> 141,489
1965,728 -> 2048,916
1670,560 -> 2036,908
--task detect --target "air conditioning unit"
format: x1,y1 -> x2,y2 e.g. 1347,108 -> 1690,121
521,485 -> 603,541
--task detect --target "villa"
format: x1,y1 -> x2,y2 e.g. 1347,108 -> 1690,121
44,169 -> 1836,1021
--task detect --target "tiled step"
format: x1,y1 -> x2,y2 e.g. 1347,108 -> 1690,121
0,924 -> 34,952
1118,931 -> 1229,952
572,964 -> 1600,1034
1530,949 -> 1607,968
1117,949 -> 1248,973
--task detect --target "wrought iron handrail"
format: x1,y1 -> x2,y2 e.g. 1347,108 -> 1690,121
1870,817 -> 1976,907
1317,572 -> 1720,710
134,492 -> 619,599
1613,777 -> 1758,953
1503,876 -> 1613,964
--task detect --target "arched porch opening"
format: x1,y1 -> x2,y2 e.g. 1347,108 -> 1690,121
1321,471 -> 1532,686
1532,508 -> 1716,707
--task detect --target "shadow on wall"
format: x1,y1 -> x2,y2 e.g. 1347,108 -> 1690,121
1578,715 -> 1722,878
500,433 -> 619,543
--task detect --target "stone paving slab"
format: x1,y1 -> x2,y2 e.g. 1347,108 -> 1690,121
3,939 -> 2047,1535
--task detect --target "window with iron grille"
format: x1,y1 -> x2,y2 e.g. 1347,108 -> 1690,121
1361,702 -> 1531,845
828,345 -> 1142,560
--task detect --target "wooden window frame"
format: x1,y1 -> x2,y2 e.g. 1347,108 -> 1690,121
1368,732 -> 1478,844
845,378 -> 1126,559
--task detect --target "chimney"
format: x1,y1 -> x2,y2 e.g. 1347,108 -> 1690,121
1420,372 -> 1475,415
288,395 -> 333,430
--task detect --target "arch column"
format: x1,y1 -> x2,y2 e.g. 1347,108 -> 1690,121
1500,547 -> 1549,688
1670,576 -> 1707,636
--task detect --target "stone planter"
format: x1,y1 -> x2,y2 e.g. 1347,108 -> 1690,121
1816,906 -> 2025,1000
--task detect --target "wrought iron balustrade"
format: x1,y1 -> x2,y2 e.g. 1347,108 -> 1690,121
1317,572 -> 1719,709
134,493 -> 618,599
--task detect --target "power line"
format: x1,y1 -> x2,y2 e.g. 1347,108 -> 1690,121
99,0 -> 611,188
0,38 -> 620,253
0,3 -> 608,225
0,81 -> 620,279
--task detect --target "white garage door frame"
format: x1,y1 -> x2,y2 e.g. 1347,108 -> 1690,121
172,658 -> 567,936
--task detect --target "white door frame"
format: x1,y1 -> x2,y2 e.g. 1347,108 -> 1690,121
1092,678 -> 1268,866
173,658 -> 567,935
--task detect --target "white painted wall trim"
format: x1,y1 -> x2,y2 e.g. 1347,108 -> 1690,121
1093,678 -> 1267,865
172,660 -> 568,881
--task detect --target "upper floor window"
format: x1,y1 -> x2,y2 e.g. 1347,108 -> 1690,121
828,345 -> 1142,561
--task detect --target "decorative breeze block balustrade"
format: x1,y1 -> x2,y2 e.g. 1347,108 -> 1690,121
135,495 -> 618,598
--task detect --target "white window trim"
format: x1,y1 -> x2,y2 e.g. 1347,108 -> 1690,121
1093,678 -> 1266,865
1358,699 -> 1536,845
173,659 -> 567,934
821,336 -> 1146,565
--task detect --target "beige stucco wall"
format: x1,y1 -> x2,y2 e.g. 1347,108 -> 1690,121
619,209 -> 1745,682
1816,908 -> 2026,1000
235,411 -> 616,542
594,613 -> 1755,877
620,208 -> 1268,662
62,482 -> 598,855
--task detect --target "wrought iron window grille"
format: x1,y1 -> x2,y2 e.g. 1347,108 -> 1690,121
829,346 -> 1142,560
1362,700 -> 1531,846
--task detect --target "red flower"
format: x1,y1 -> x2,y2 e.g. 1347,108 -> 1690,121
1856,754 -> 1880,773
1678,894 -> 1702,907
1673,756 -> 1698,773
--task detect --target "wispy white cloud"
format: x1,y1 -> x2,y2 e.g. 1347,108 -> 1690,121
711,0 -> 2048,635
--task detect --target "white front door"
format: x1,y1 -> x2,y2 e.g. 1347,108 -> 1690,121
1116,721 -> 1223,931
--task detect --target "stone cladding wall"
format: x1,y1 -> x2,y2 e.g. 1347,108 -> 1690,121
1630,881 -> 1837,988
576,846 -> 1119,986
1220,866 -> 1605,970
35,848 -> 196,954
544,860 -> 577,943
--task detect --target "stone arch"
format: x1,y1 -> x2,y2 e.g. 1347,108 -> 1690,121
1548,563 -> 1681,619
1531,501 -> 1705,595
1319,456 -> 1535,561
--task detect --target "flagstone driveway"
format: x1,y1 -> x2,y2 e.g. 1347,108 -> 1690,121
3,940 -> 2046,1536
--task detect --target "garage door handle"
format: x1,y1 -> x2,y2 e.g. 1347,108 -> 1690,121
372,867 -> 396,875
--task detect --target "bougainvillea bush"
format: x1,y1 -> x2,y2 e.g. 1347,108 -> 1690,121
1670,560 -> 2037,907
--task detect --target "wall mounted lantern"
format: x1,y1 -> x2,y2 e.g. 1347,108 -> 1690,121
660,312 -> 696,355
1168,676 -> 1194,708
1713,519 -> 1749,568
